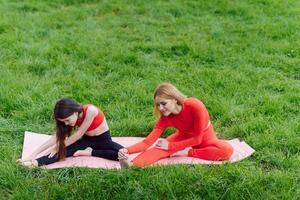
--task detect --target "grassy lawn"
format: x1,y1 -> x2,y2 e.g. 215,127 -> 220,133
0,0 -> 299,199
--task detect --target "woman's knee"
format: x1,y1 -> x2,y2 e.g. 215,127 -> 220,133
223,143 -> 233,160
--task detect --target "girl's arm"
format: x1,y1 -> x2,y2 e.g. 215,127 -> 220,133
64,106 -> 98,147
23,134 -> 56,160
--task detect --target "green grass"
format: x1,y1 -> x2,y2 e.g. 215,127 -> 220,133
0,0 -> 299,199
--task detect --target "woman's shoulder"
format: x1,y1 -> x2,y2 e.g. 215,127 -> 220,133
184,97 -> 203,106
183,97 -> 206,112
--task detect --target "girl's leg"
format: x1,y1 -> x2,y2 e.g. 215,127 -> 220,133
188,139 -> 233,161
91,139 -> 124,160
73,147 -> 93,157
36,138 -> 90,166
74,140 -> 123,161
74,131 -> 124,161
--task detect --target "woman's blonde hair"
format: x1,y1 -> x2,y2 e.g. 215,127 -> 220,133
153,83 -> 187,118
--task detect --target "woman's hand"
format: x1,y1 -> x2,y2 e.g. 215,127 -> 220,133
155,139 -> 169,150
118,148 -> 129,160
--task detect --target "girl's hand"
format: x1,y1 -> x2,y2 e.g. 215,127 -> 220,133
156,139 -> 169,150
118,148 -> 129,160
48,147 -> 57,158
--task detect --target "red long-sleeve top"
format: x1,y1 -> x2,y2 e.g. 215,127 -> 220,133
127,97 -> 211,153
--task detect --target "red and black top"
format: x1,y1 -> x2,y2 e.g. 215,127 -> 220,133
75,104 -> 105,131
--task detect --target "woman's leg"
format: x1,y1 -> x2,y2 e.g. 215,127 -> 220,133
188,139 -> 233,161
131,147 -> 177,167
166,131 -> 186,142
129,131 -> 190,167
167,131 -> 192,156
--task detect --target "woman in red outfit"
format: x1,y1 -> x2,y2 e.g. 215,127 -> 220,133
119,83 -> 233,168
17,98 -> 123,167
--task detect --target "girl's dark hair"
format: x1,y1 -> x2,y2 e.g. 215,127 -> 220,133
54,98 -> 82,159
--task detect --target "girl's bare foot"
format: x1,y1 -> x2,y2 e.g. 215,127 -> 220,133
16,159 -> 22,164
16,159 -> 38,167
119,157 -> 132,169
73,147 -> 93,157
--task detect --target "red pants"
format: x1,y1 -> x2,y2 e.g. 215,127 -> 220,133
132,126 -> 233,167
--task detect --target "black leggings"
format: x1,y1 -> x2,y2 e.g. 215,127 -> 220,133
36,130 -> 124,166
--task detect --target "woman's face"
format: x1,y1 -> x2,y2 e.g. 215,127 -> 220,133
155,96 -> 178,116
58,112 -> 78,126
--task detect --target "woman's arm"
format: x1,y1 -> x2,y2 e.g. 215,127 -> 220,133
126,127 -> 164,154
64,106 -> 98,147
126,118 -> 169,154
168,99 -> 209,151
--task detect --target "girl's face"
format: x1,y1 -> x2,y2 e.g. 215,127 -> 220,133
58,112 -> 78,126
155,96 -> 179,116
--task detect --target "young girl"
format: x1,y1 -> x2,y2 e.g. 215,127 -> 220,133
17,98 -> 124,167
118,83 -> 233,168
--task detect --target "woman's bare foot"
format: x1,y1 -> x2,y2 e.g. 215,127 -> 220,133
73,147 -> 93,157
171,148 -> 191,157
119,157 -> 132,169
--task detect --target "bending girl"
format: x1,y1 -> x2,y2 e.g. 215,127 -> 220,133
18,98 -> 123,167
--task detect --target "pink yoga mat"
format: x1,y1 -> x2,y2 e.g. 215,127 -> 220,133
21,131 -> 255,169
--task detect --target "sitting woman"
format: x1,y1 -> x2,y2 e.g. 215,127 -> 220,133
17,98 -> 124,167
118,83 -> 233,168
